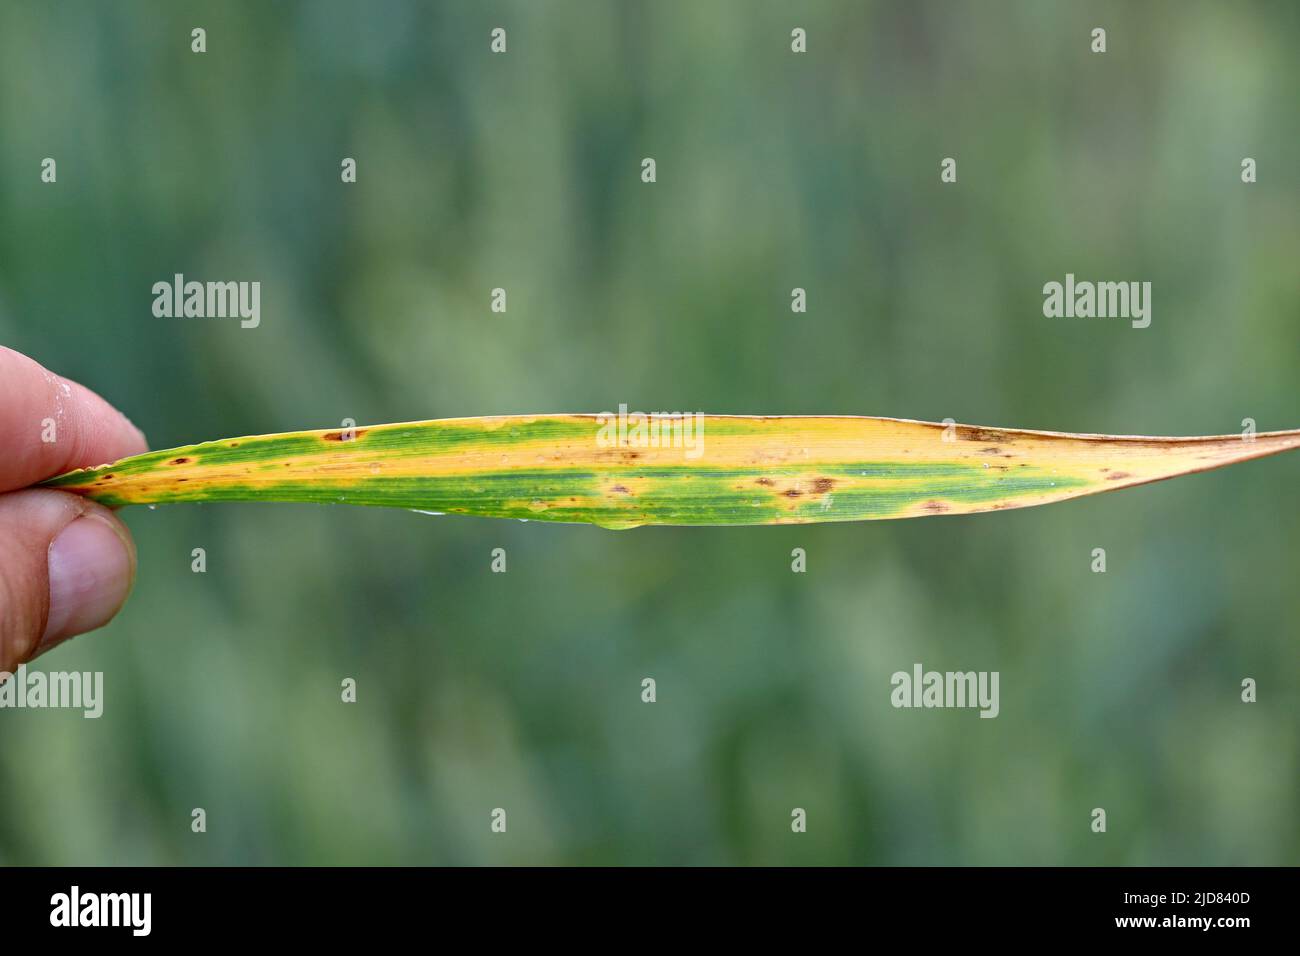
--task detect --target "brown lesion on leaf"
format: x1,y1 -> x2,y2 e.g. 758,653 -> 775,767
755,477 -> 774,487
169,457 -> 191,465
920,500 -> 949,513
812,477 -> 835,495
610,485 -> 632,495
1106,471 -> 1132,480
322,429 -> 368,442
960,427 -> 1010,444
596,448 -> 642,462
784,488 -> 803,497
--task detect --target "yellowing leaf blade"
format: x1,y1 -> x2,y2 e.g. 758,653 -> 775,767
40,415 -> 1300,528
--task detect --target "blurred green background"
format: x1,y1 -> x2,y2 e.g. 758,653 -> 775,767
1,0 -> 1296,865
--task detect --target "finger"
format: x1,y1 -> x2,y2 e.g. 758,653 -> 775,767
0,346 -> 147,493
0,489 -> 137,672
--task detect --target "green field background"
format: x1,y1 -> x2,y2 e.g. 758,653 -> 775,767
0,0 -> 1296,865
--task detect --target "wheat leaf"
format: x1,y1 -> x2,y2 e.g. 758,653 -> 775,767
39,415 -> 1300,529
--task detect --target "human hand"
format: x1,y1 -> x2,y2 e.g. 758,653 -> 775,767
0,346 -> 146,672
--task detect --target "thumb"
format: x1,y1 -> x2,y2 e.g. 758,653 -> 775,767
0,489 -> 137,672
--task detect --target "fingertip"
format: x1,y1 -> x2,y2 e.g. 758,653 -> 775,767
62,374 -> 149,460
0,490 -> 138,670
0,349 -> 149,490
39,504 -> 138,655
